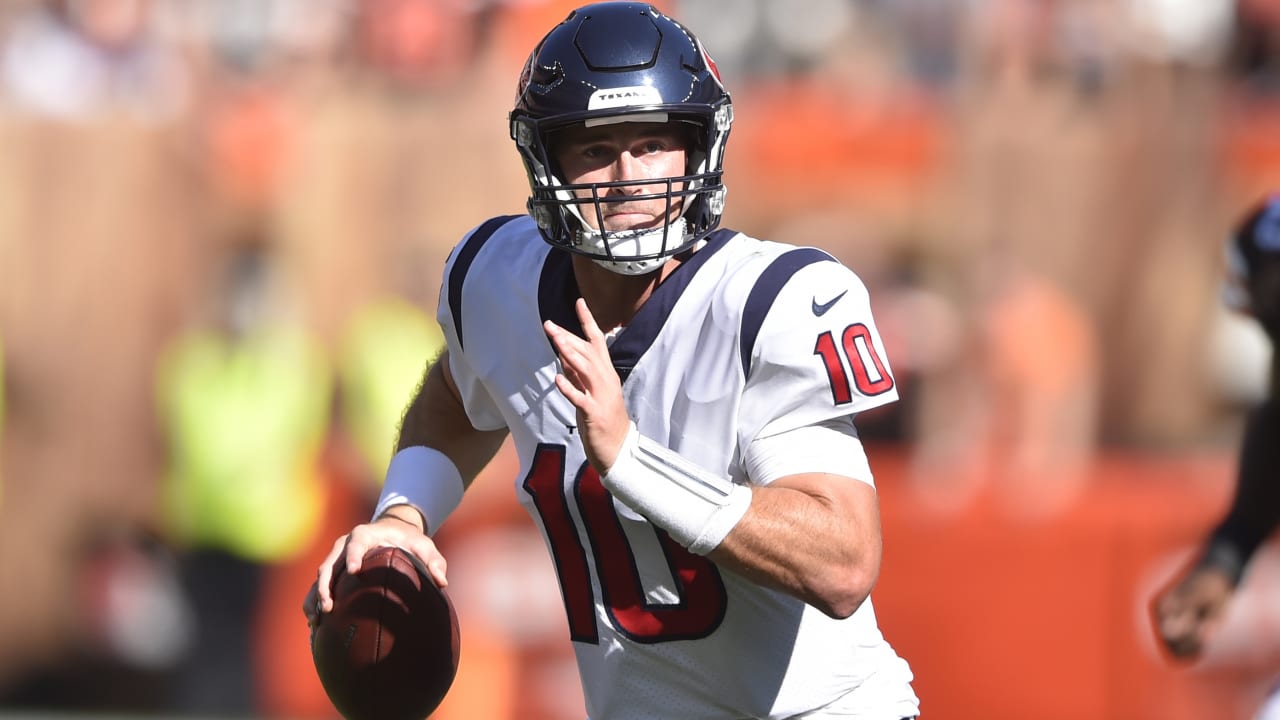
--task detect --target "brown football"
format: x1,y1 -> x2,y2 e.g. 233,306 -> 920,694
311,545 -> 460,720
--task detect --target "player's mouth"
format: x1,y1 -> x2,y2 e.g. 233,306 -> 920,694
603,211 -> 659,230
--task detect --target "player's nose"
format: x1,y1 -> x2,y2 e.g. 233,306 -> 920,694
608,151 -> 645,185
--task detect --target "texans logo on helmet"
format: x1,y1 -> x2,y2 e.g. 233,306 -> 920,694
699,40 -> 723,85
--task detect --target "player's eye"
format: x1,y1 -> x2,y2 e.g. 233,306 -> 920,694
637,139 -> 670,155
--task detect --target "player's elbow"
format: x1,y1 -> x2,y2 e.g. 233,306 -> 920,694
811,560 -> 878,619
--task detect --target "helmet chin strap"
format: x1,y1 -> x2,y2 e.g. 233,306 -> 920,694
575,217 -> 690,276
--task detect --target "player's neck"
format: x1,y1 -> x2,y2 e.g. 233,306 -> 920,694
572,255 -> 684,331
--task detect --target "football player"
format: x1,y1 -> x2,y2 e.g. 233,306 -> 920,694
304,4 -> 920,718
1152,196 -> 1280,670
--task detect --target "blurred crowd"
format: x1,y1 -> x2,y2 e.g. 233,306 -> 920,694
0,0 -> 1276,717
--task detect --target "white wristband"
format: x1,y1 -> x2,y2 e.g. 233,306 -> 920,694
602,423 -> 752,555
373,446 -> 465,536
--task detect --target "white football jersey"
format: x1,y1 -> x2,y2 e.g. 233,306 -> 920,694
438,215 -> 919,720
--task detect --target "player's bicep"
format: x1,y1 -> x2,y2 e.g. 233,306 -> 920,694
401,352 -> 508,485
767,471 -> 881,522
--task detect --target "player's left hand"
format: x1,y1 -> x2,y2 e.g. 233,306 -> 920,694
1152,564 -> 1234,660
544,298 -> 630,473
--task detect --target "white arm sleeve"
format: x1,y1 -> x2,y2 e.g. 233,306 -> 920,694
603,424 -> 753,556
742,415 -> 875,488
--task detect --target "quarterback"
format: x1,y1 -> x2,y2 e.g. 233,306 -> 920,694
305,3 -> 920,718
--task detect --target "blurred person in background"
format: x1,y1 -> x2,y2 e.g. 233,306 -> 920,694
336,298 -> 445,488
1152,195 -> 1280,720
155,229 -> 333,716
1,0 -> 188,122
305,3 -> 920,718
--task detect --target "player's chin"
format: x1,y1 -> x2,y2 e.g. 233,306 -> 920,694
602,214 -> 660,231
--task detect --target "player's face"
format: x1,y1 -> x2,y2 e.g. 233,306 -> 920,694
551,122 -> 690,233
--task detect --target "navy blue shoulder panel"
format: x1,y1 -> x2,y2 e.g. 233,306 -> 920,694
739,248 -> 837,377
538,246 -> 581,349
447,215 -> 524,352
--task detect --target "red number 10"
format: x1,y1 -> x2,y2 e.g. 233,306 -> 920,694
522,444 -> 727,645
813,323 -> 894,404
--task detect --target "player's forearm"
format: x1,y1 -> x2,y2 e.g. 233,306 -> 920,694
1204,393 -> 1280,584
599,421 -> 883,618
710,475 -> 882,619
396,351 -> 509,486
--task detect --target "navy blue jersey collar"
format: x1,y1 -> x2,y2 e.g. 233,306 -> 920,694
538,229 -> 737,382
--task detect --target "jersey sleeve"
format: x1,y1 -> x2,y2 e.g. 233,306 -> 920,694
741,415 -> 875,487
435,226 -> 510,432
738,258 -> 898,446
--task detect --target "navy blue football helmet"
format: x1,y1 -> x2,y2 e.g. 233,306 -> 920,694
510,2 -> 733,274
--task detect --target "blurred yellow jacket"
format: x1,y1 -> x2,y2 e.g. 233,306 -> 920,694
157,324 -> 332,563
338,298 -> 444,480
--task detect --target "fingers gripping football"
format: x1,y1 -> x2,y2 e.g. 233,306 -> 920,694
305,519 -> 447,625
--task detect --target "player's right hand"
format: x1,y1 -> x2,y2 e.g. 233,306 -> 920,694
303,517 -> 449,627
1151,564 -> 1235,659
544,298 -> 631,474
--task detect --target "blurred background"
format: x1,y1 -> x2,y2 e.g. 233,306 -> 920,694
0,0 -> 1276,718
